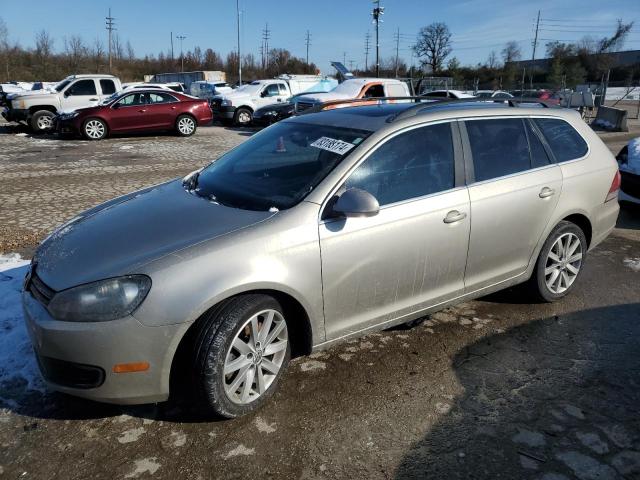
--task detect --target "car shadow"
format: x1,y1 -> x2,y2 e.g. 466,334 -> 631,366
394,303 -> 640,479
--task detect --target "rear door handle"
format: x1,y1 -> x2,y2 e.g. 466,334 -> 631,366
539,187 -> 555,198
444,210 -> 467,224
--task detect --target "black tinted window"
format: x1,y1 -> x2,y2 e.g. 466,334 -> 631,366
526,120 -> 551,168
100,79 -> 116,95
346,123 -> 455,206
534,118 -> 588,162
68,80 -> 96,96
466,118 -> 530,181
363,84 -> 385,98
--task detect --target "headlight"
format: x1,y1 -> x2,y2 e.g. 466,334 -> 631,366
12,99 -> 24,109
264,111 -> 278,116
60,112 -> 79,120
47,275 -> 151,322
221,99 -> 232,106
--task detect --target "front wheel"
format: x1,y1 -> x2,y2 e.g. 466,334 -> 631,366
233,107 -> 252,126
176,114 -> 197,137
528,221 -> 587,302
191,294 -> 290,418
30,110 -> 55,133
82,118 -> 108,140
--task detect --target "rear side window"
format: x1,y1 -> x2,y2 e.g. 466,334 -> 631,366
345,123 -> 455,206
466,118 -> 530,182
534,118 -> 588,162
100,79 -> 116,95
525,120 -> 551,168
386,83 -> 407,97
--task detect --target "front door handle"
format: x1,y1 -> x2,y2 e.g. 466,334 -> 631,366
89,97 -> 98,101
539,187 -> 555,198
138,109 -> 147,113
444,210 -> 467,224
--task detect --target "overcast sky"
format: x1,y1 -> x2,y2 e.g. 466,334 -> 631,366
1,0 -> 638,73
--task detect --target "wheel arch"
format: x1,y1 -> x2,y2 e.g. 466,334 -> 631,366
28,105 -> 57,115
561,212 -> 593,248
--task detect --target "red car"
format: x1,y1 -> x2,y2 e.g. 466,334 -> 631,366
55,89 -> 212,140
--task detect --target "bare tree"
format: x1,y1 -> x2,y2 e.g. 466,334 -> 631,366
0,17 -> 9,80
597,19 -> 634,53
126,40 -> 135,61
34,29 -> 55,78
64,35 -> 85,71
112,33 -> 124,61
91,37 -> 105,72
486,50 -> 499,69
501,41 -> 521,64
413,22 -> 452,74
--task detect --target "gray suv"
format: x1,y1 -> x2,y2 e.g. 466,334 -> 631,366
23,100 -> 620,417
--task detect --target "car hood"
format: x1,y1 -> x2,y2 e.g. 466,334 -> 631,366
255,102 -> 293,114
34,179 -> 276,291
10,90 -> 57,100
295,92 -> 352,104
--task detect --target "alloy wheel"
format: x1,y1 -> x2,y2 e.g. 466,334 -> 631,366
545,232 -> 583,294
37,115 -> 53,130
223,309 -> 288,405
238,111 -> 251,124
85,120 -> 105,139
178,117 -> 195,135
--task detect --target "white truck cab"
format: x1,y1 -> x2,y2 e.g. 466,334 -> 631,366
211,75 -> 336,126
2,74 -> 122,133
294,78 -> 410,113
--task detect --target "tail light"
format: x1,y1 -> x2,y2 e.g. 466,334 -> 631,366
605,170 -> 621,203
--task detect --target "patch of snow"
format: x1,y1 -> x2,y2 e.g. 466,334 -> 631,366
119,145 -> 134,150
268,207 -> 279,213
223,444 -> 255,459
623,258 -> 640,272
254,416 -> 277,434
124,458 -> 161,478
0,254 -> 45,404
15,133 -> 28,137
169,430 -> 187,447
117,427 -> 146,444
300,360 -> 326,372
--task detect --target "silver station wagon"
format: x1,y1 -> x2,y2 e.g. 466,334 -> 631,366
23,99 -> 620,417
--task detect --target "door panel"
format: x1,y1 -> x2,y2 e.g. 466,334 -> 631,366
320,189 -> 470,339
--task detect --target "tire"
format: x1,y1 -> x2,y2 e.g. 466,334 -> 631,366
233,107 -> 253,126
528,220 -> 587,302
30,110 -> 55,133
191,294 -> 291,418
82,118 -> 108,140
175,114 -> 197,137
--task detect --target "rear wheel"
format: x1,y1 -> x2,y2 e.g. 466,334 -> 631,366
191,294 -> 290,418
30,110 -> 55,133
176,114 -> 197,136
233,107 -> 252,126
528,221 -> 587,302
82,118 -> 108,140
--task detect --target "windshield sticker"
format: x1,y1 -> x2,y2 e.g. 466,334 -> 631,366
310,137 -> 355,155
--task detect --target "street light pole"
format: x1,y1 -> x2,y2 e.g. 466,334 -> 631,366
177,35 -> 186,72
236,0 -> 242,85
372,0 -> 384,78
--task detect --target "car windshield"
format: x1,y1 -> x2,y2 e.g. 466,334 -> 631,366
475,91 -> 492,98
234,83 -> 263,95
101,92 -> 121,105
55,79 -> 71,92
191,122 -> 372,211
329,81 -> 366,97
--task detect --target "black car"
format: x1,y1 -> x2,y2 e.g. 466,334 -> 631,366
252,92 -> 326,128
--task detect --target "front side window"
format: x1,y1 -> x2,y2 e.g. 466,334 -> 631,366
263,84 -> 280,97
116,93 -> 143,107
534,118 -> 588,162
193,122 -> 371,210
466,118 -> 531,182
67,80 -> 97,96
345,123 -> 455,206
100,79 -> 116,95
362,84 -> 385,98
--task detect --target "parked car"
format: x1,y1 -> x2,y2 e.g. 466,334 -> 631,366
294,78 -> 411,113
511,89 -> 561,105
252,91 -> 326,127
189,81 -> 233,100
123,82 -> 186,93
54,89 -> 211,140
616,138 -> 640,203
2,74 -> 122,133
475,90 -> 513,99
212,75 -> 337,126
421,89 -> 476,99
23,100 -> 619,417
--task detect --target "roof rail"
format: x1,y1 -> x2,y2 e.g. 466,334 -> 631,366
298,96 -> 430,116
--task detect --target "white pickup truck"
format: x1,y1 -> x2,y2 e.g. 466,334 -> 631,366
2,74 -> 122,133
211,74 -> 337,126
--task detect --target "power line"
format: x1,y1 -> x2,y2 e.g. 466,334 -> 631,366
105,8 -> 116,73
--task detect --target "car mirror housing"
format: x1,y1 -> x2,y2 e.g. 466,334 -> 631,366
332,188 -> 380,218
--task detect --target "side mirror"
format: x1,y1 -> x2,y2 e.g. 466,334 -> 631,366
261,90 -> 269,98
332,188 -> 379,218
112,102 -> 120,109
64,90 -> 71,97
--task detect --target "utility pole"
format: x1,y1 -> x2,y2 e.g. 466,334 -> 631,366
261,23 -> 271,71
364,31 -> 371,72
305,30 -> 311,68
349,59 -> 355,71
372,0 -> 384,77
394,27 -> 400,78
176,35 -> 186,72
105,8 -> 116,73
343,51 -> 347,66
236,0 -> 242,85
530,9 -> 540,91
170,32 -> 174,62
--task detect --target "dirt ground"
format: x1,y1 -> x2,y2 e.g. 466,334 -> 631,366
0,119 -> 639,480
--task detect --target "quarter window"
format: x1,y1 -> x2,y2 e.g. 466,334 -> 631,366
99,79 -> 116,95
534,118 -> 588,162
345,123 -> 455,206
466,118 -> 531,182
67,80 -> 96,96
526,120 -> 551,168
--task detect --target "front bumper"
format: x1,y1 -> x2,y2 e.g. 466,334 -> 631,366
54,117 -> 80,135
211,104 -> 236,120
620,170 -> 640,199
2,107 -> 28,123
22,289 -> 190,405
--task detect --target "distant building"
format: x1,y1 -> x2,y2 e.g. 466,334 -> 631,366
508,49 -> 640,72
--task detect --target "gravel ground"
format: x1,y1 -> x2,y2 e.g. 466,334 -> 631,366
0,120 -> 639,480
